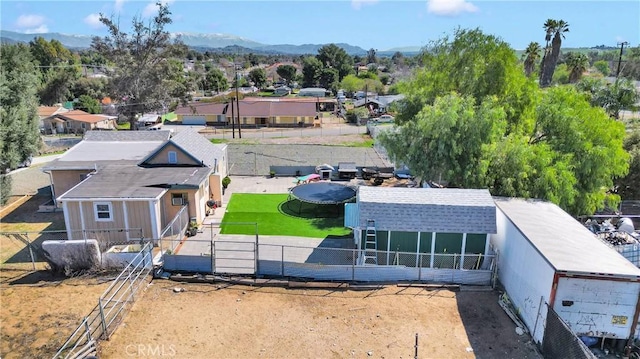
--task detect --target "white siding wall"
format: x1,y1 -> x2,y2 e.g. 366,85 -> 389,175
555,277 -> 640,339
491,208 -> 555,344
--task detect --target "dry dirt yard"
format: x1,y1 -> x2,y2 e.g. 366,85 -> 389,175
0,181 -> 111,358
99,281 -> 542,359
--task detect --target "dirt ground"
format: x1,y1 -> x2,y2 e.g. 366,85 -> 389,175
98,281 -> 542,359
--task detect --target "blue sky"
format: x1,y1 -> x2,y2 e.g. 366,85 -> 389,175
1,0 -> 638,51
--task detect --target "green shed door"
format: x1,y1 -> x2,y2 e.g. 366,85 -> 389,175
435,233 -> 463,254
465,233 -> 487,254
389,231 -> 418,253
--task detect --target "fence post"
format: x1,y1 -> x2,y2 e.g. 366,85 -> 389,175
281,245 -> 285,276
533,296 -> 545,341
26,233 -> 36,271
352,249 -> 355,281
255,224 -> 259,275
98,298 -> 109,339
418,253 -> 422,282
84,316 -> 92,342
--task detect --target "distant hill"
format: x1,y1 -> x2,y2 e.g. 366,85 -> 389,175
0,29 -> 369,55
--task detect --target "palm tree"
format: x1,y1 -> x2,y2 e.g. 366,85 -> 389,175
523,42 -> 542,77
566,52 -> 590,83
540,19 -> 569,87
539,19 -> 556,83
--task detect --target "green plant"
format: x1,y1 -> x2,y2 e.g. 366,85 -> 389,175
222,176 -> 231,188
269,170 -> 276,178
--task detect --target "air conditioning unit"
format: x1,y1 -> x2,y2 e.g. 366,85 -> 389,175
172,197 -> 187,206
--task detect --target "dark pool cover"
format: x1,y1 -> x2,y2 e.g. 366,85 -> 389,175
290,182 -> 356,204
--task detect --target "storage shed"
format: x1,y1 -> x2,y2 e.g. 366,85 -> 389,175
491,198 -> 640,345
345,187 -> 497,280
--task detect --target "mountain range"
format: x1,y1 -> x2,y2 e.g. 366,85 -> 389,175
0,29 -> 420,56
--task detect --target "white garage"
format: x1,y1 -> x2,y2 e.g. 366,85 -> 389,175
491,197 -> 640,347
181,115 -> 206,125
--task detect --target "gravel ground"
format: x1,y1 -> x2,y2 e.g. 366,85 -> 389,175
228,144 -> 389,176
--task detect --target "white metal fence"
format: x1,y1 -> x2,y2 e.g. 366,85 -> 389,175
159,236 -> 496,285
53,242 -> 153,359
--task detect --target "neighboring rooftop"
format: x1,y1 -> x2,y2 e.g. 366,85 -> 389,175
170,128 -> 227,168
83,130 -> 171,142
38,105 -> 68,118
56,110 -> 117,123
495,197 -> 640,278
58,165 -> 211,200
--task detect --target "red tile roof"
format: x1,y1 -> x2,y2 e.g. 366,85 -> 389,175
56,110 -> 116,124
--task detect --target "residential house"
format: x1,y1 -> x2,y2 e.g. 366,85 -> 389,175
38,105 -> 69,134
44,109 -> 118,134
44,129 -> 228,242
175,98 -> 320,127
354,94 -> 405,114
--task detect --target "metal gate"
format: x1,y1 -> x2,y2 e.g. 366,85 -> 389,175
213,240 -> 256,275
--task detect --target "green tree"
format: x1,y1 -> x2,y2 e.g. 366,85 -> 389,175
381,28 -> 629,215
339,74 -> 364,94
92,2 -> 190,130
380,94 -> 507,188
316,44 -> 353,81
318,68 -> 338,92
72,77 -> 108,100
399,28 -> 538,132
551,63 -> 569,84
30,37 -> 82,105
366,48 -> 377,64
615,130 -> 640,199
522,42 -> 542,77
540,19 -> 569,87
0,44 -> 41,204
247,68 -> 267,89
76,95 -> 101,114
566,52 -> 589,83
276,64 -> 297,86
302,56 -> 322,87
204,68 -> 228,94
593,60 -> 610,76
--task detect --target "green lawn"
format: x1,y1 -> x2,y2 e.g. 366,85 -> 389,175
220,193 -> 351,238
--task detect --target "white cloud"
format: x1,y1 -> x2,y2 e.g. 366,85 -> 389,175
351,0 -> 378,10
24,25 -> 49,34
15,14 -> 45,28
114,0 -> 125,12
427,0 -> 478,16
84,13 -> 103,28
142,0 -> 174,17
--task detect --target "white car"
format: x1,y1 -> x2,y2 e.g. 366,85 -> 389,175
377,115 -> 394,123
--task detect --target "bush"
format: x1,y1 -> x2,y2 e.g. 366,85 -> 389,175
222,176 -> 231,188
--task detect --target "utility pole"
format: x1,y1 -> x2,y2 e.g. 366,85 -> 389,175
235,65 -> 242,138
230,97 -> 235,139
616,41 -> 629,79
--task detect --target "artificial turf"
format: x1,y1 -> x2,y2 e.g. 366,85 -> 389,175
220,193 -> 351,238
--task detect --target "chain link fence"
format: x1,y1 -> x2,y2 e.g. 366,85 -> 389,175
1,228 -> 145,271
541,303 -> 597,359
228,145 -> 388,176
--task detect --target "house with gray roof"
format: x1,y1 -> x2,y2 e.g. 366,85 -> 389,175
46,130 -> 228,242
344,186 -> 496,284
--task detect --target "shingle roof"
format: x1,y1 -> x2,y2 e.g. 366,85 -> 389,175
56,110 -> 117,124
494,197 -> 640,278
58,165 -> 211,200
43,140 -> 165,170
169,128 -> 227,168
83,130 -> 171,142
357,187 -> 496,233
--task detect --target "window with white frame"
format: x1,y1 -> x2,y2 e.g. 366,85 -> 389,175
171,193 -> 188,206
168,151 -> 177,164
94,202 -> 113,221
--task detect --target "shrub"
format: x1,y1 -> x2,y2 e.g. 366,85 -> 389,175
222,176 -> 231,188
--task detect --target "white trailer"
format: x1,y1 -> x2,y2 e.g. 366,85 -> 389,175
491,198 -> 640,345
